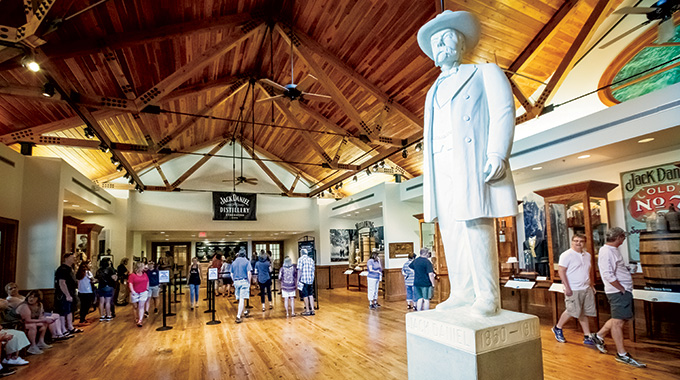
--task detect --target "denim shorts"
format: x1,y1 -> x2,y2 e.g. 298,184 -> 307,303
234,279 -> 250,300
300,283 -> 314,298
98,286 -> 114,298
414,286 -> 433,301
405,285 -> 415,301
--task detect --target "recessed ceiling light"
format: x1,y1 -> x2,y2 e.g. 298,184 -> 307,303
577,155 -> 590,159
86,210 -> 93,213
365,208 -> 370,211
532,167 -> 543,171
638,137 -> 654,143
63,199 -> 68,203
165,238 -> 169,241
191,235 -> 196,237
72,204 -> 80,207
160,231 -> 165,234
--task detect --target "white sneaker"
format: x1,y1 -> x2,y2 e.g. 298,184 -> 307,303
2,357 -> 29,366
27,346 -> 43,355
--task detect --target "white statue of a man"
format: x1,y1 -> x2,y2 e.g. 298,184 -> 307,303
418,10 -> 518,316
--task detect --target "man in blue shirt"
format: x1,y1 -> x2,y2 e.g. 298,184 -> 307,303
232,248 -> 252,323
409,248 -> 435,311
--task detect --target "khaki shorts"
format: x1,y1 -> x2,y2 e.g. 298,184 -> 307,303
565,288 -> 596,318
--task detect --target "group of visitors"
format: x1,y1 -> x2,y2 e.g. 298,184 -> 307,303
551,228 -> 646,368
0,281 -> 78,377
402,248 -> 435,311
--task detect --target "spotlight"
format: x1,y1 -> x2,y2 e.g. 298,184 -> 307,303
372,165 -> 378,172
366,168 -> 371,176
415,142 -> 422,152
328,187 -> 334,194
99,144 -> 110,153
116,164 -> 124,172
110,156 -> 120,165
41,82 -> 55,97
128,178 -> 134,184
83,127 -> 95,139
353,175 -> 358,182
379,161 -> 385,168
23,57 -> 40,72
123,172 -> 130,179
135,184 -> 144,193
402,149 -> 408,159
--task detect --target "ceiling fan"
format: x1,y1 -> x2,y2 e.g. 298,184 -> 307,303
222,138 -> 258,188
600,0 -> 679,49
257,23 -> 331,105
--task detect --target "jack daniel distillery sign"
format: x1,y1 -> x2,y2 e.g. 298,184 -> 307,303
213,192 -> 257,221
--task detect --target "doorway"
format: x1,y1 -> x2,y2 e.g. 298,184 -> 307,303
252,241 -> 283,270
152,242 -> 191,275
0,217 -> 18,296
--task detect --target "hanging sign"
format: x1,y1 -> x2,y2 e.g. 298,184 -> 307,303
621,162 -> 680,261
212,192 -> 257,221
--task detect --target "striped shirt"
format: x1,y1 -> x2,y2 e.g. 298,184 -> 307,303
402,259 -> 415,286
298,255 -> 315,285
367,258 -> 382,279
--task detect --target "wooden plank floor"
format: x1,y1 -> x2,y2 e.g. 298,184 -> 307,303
14,287 -> 680,380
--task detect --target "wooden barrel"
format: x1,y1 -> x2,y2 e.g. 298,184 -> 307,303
639,231 -> 680,289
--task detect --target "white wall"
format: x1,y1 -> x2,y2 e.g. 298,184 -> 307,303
0,144 -> 24,220
83,197 -> 130,260
514,146 -> 680,262
17,158 -> 63,289
384,183 -> 421,269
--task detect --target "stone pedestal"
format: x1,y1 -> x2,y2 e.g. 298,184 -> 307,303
406,307 -> 543,380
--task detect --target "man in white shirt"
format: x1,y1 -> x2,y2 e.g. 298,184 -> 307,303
551,234 -> 597,346
591,227 -> 646,368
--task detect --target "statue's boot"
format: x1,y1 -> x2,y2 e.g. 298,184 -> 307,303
436,291 -> 474,311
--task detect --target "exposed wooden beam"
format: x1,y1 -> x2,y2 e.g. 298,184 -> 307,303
278,24 -> 423,132
35,49 -> 144,187
42,12 -> 257,60
240,139 -> 292,195
534,0 -> 611,110
288,173 -> 301,195
135,22 -> 265,108
170,138 -> 230,189
295,101 -> 412,177
506,0 -> 578,74
156,78 -> 249,152
508,77 -> 535,117
153,160 -> 171,188
332,138 -> 348,166
0,110 -> 118,145
0,0 -> 56,43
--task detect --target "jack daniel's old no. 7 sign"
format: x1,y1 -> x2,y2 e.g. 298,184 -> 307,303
212,192 -> 257,221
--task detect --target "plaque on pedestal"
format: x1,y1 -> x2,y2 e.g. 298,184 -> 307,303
406,308 -> 543,380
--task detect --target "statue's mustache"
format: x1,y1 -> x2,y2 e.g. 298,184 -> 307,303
435,47 -> 457,64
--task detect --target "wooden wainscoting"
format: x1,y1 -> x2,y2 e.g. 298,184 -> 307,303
384,268 -> 405,302
315,265 -> 350,289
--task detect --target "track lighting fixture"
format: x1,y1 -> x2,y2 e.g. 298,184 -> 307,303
402,149 -> 408,159
41,82 -> 55,97
110,156 -> 120,165
99,144 -> 110,153
116,164 -> 124,172
123,172 -> 130,179
83,127 -> 95,139
415,142 -> 422,152
353,175 -> 358,182
372,165 -> 378,172
128,178 -> 134,184
22,56 -> 40,72
379,161 -> 385,168
366,168 -> 371,176
135,184 -> 144,193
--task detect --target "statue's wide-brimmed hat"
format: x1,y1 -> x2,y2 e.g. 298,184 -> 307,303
417,10 -> 481,61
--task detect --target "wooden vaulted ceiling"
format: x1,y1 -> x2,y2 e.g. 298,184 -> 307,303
0,0 -> 623,197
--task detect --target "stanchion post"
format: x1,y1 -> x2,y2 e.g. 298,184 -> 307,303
206,279 -> 221,325
156,283 -> 173,331
166,280 -> 176,317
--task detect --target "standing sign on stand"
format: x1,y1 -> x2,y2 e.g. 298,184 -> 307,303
208,268 -> 218,281
159,270 -> 170,283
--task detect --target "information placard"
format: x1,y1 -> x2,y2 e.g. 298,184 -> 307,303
208,267 -> 218,281
159,270 -> 170,284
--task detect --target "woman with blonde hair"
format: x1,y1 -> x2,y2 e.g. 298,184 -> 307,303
278,256 -> 297,317
128,262 -> 149,327
4,283 -> 24,309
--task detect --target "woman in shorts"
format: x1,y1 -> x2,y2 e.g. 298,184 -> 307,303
278,256 -> 297,317
96,258 -> 117,321
128,262 -> 149,327
220,258 -> 233,297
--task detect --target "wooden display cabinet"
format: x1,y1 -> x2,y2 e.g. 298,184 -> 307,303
77,223 -> 104,262
534,181 -> 618,283
496,216 -> 518,280
62,216 -> 83,257
414,213 -> 449,303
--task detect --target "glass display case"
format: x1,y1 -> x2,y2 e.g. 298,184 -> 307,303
534,181 -> 618,282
